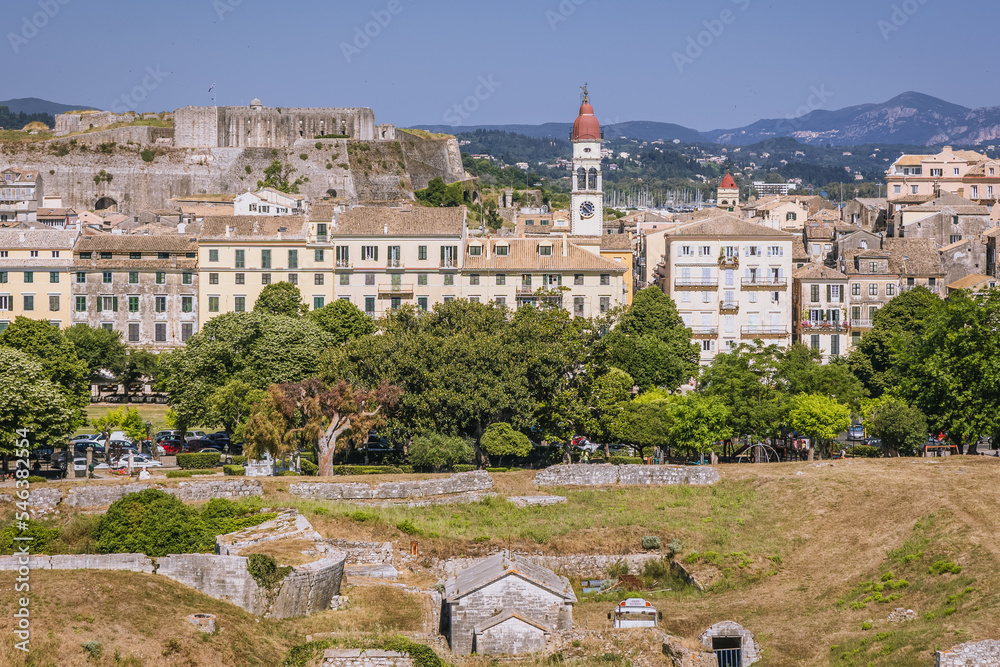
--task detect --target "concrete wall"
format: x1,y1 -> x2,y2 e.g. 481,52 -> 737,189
439,553 -> 666,580
0,479 -> 264,511
0,553 -> 153,573
174,106 -> 375,148
290,471 -> 493,501
322,649 -> 413,667
534,464 -> 720,487
475,617 -> 548,655
936,640 -> 1000,667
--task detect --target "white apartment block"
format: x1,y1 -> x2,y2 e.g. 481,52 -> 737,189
656,215 -> 795,364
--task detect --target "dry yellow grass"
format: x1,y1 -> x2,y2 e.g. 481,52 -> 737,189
238,538 -> 324,567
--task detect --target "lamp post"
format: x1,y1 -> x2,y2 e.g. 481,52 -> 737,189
145,420 -> 153,459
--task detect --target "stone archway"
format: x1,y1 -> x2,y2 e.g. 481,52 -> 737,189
95,196 -> 118,212
700,621 -> 760,666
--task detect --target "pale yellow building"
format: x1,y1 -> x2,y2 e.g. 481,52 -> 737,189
0,228 -> 78,331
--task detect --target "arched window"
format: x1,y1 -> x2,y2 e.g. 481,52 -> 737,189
859,240 -> 869,250
577,167 -> 587,191
588,167 -> 598,190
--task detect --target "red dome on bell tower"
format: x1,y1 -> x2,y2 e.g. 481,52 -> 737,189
572,86 -> 602,142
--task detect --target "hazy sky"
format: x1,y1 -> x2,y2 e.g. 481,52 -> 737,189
5,0 -> 996,130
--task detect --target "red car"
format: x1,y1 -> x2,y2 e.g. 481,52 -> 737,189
159,438 -> 185,455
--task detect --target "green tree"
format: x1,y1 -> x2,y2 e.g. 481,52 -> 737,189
599,287 -> 699,390
415,177 -> 465,207
479,422 -> 532,466
862,396 -> 928,456
118,349 -> 159,389
699,342 -> 785,442
778,344 -> 867,411
663,394 -> 733,461
254,281 -> 307,317
0,348 -> 73,454
257,160 -> 305,193
408,433 -> 474,471
308,299 -> 376,345
95,489 -> 209,556
785,393 -> 851,457
895,289 -> 1000,452
0,316 -> 88,430
64,324 -> 127,379
580,368 -> 633,457
92,406 -> 147,460
614,398 -> 672,457
208,379 -> 266,442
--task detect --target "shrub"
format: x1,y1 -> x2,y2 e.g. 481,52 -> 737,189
299,153 -> 309,160
82,640 -> 103,659
847,445 -> 882,458
246,553 -> 291,590
26,475 -> 46,483
140,148 -> 155,162
244,165 -> 252,174
190,469 -> 216,475
312,506 -> 330,516
408,433 -> 473,472
610,456 -> 644,465
480,422 -> 532,465
485,467 -> 509,473
95,489 -> 209,556
396,520 -> 420,535
223,465 -> 245,476
642,536 -> 662,551
166,471 -> 192,478
0,519 -> 59,554
229,455 -> 247,465
607,558 -> 629,578
278,470 -> 299,476
329,465 -> 403,476
176,453 -> 221,469
398,465 -> 414,473
300,458 -> 318,475
452,464 -> 477,473
929,560 -> 962,575
314,142 -> 323,150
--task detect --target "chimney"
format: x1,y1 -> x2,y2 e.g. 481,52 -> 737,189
943,146 -> 953,153
383,223 -> 388,235
225,226 -> 233,238
562,233 -> 568,257
177,222 -> 187,234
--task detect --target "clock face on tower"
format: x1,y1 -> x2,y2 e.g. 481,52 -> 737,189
580,201 -> 596,219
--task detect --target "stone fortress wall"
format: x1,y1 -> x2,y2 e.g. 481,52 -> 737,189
173,103 -> 377,148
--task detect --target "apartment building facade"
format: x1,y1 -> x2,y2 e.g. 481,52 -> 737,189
791,264 -> 849,362
0,169 -> 43,224
656,216 -> 795,364
885,147 -> 998,205
72,235 -> 199,349
0,229 -> 78,331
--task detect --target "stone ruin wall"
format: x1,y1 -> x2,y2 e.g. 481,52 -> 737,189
534,464 -> 721,487
174,106 -> 377,148
0,479 -> 262,514
289,470 -> 493,501
936,640 -> 1000,666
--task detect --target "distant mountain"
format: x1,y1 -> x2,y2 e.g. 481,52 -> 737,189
415,120 -> 704,144
0,97 -> 95,116
704,92 -> 1000,147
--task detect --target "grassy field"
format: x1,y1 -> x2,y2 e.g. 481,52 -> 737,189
1,458 -> 999,665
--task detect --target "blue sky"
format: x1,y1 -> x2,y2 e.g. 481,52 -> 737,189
4,0 -> 996,130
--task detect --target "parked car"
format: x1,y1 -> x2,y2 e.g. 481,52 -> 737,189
847,424 -> 865,441
864,437 -> 883,449
184,431 -> 208,442
159,438 -> 185,455
73,458 -> 109,472
185,438 -> 218,452
607,444 -> 634,456
114,454 -> 162,469
205,432 -> 231,448
73,442 -> 106,456
71,434 -> 99,443
154,430 -> 180,442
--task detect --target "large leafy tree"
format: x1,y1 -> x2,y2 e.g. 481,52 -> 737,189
580,368 -> 634,455
699,342 -> 785,442
663,393 -> 733,461
0,348 -> 74,453
480,422 -> 533,466
848,286 -> 941,396
308,299 -> 376,345
0,316 -> 88,430
785,393 -> 851,457
64,324 -> 127,379
254,281 -> 307,317
777,344 -> 867,412
243,379 -> 400,476
862,396 -> 928,456
208,379 -> 267,442
599,287 -> 699,390
895,289 -> 1000,452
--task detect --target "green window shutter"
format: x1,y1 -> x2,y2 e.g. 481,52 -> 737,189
112,296 -> 119,312
440,246 -> 445,262
826,285 -> 831,302
96,298 -> 102,312
840,288 -> 845,303
373,246 -> 378,262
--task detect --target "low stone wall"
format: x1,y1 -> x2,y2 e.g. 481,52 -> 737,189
290,471 -> 493,501
321,649 -> 413,667
438,553 -> 666,580
0,479 -> 265,510
324,539 -> 394,565
534,464 -> 720,487
0,553 -> 154,573
216,509 -> 322,555
936,640 -> 1000,666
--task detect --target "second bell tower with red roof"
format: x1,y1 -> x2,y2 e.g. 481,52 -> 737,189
717,172 -> 740,211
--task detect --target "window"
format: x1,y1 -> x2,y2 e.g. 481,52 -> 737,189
831,334 -> 840,356
48,295 -> 59,312
417,274 -> 428,286
956,168 -> 962,175
810,334 -> 820,351
911,185 -> 919,195
288,273 -> 297,285
869,283 -> 878,296
886,283 -> 896,296
869,261 -> 878,273
574,296 -> 584,316
495,245 -> 509,257
234,249 -> 245,268
261,273 -> 271,285
99,271 -> 110,284
155,271 -> 166,285
680,246 -> 692,257
749,291 -> 758,304
600,296 -> 611,314
365,273 -> 375,286
335,246 -> 350,267
702,340 -> 714,352
288,249 -> 298,269
340,273 -> 350,286
314,249 -> 325,262
155,296 -> 167,313
234,296 -> 246,313
208,296 -> 220,313
786,212 -> 797,222
155,323 -> 167,343
209,249 -> 219,262
972,186 -> 980,199
313,296 -> 325,310
444,274 -> 455,286
209,273 -> 219,285
771,291 -> 780,304
365,296 -> 375,314
235,273 -> 245,285
441,245 -> 459,267
539,245 -> 552,257
573,274 -> 584,286
75,296 -> 86,312
314,273 -> 324,286
930,168 -> 942,177
24,271 -> 33,284
157,252 -> 169,260
496,274 -> 506,286
470,274 -> 480,286
51,251 -> 60,258
76,271 -> 86,284
893,185 -> 901,194
361,246 -> 378,262
23,295 -> 33,311
29,250 -> 38,258
261,249 -> 271,269
950,235 -> 962,244
522,274 -> 532,287
810,284 -> 820,303
600,274 -> 610,286
469,245 -> 483,257
418,246 -> 427,261
700,245 -> 712,256
128,271 -> 138,284
181,323 -> 193,342
831,285 -> 842,301
181,296 -> 193,313
128,296 -> 139,313
101,323 -> 113,332
525,219 -> 535,226
128,323 -> 140,343
79,251 -> 91,259
186,252 -> 195,259
852,283 -> 861,296
495,296 -> 506,306
417,296 -> 428,311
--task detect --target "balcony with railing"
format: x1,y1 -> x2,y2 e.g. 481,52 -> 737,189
516,285 -> 535,296
386,258 -> 405,269
718,254 -> 739,269
335,259 -> 353,269
719,301 -> 740,314
440,259 -> 459,269
742,277 -> 788,290
900,283 -> 939,294
851,319 -> 874,329
690,326 -> 719,339
377,283 -> 414,297
799,320 -> 848,333
741,326 -> 789,339
675,277 -> 719,290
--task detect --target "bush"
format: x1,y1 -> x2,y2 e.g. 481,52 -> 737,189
166,471 -> 192,478
452,464 -> 477,473
847,445 -> 882,458
328,465 -> 402,476
26,475 -> 46,483
607,558 -> 629,578
299,452 -> 317,464
485,467 -> 510,473
278,470 -> 299,476
642,536 -> 662,551
396,520 -> 420,535
300,458 -> 318,475
176,453 -> 221,469
0,520 -> 59,554
82,640 -> 103,659
929,560 -> 962,575
480,422 -> 532,465
223,465 -> 245,476
398,465 -> 414,473
299,153 -> 309,160
190,469 -> 216,475
140,148 -> 155,162
95,489 -> 210,556
247,553 -> 291,590
229,455 -> 247,465
610,456 -> 644,465
408,433 -> 473,472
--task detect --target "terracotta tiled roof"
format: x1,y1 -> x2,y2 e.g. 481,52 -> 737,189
465,238 -> 626,273
75,234 -> 198,254
36,208 -> 76,217
904,193 -> 988,215
791,237 -> 809,261
200,216 -> 308,241
669,214 -> 797,239
719,172 -> 737,189
793,263 -> 848,281
947,274 -> 995,290
884,238 -> 944,276
939,238 -> 971,253
0,229 -> 79,248
331,206 -> 465,236
600,233 -> 633,250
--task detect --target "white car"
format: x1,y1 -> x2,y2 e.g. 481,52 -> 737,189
114,454 -> 163,469
73,458 -> 110,472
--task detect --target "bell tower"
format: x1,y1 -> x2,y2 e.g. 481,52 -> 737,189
571,85 -> 604,236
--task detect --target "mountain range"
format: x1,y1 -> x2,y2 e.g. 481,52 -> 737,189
0,97 -> 93,116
